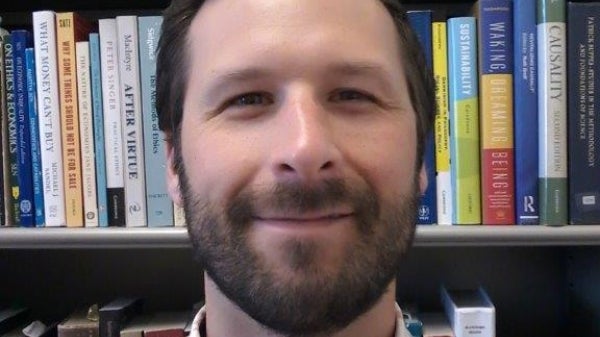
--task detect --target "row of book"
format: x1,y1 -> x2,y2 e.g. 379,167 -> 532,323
0,12 -> 186,228
2,0 -> 599,228
402,286 -> 495,337
0,299 -> 198,337
0,287 -> 495,337
414,0 -> 600,226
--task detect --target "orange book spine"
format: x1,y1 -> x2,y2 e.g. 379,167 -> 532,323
56,12 -> 93,227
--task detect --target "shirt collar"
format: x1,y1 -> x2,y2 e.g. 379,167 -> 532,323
189,303 -> 410,337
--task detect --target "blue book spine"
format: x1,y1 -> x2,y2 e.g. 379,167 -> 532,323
407,10 -> 437,225
513,0 -> 538,225
12,30 -> 34,227
139,16 -> 173,227
25,47 -> 45,226
89,33 -> 109,227
567,2 -> 600,224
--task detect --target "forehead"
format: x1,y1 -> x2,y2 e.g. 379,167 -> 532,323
186,0 -> 403,78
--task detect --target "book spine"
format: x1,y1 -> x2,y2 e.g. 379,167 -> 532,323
432,19 -> 452,225
139,16 -> 173,227
90,32 -> 109,227
0,28 -> 10,226
513,0 -> 539,225
99,18 -> 126,227
537,0 -> 568,226
33,10 -> 67,227
12,30 -> 35,227
173,202 -> 185,227
4,33 -> 21,226
448,17 -> 481,225
76,41 -> 98,227
478,0 -> 515,225
407,10 -> 437,225
567,3 -> 600,224
99,298 -> 143,337
56,12 -> 85,227
26,47 -> 45,226
117,16 -> 147,227
5,34 -> 22,226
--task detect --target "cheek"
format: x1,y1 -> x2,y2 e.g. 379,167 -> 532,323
179,121 -> 263,204
344,123 -> 418,201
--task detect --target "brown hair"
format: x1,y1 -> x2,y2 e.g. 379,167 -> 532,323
156,0 -> 435,167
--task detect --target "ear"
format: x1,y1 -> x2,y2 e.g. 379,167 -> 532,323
165,138 -> 184,207
418,164 -> 428,196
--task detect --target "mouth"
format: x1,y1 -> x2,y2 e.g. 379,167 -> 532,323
251,209 -> 355,234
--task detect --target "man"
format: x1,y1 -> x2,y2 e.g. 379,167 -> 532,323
156,0 -> 435,336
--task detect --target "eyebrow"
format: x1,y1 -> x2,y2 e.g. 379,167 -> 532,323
204,61 -> 397,101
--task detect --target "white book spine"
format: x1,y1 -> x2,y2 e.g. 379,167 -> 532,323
117,16 -> 147,227
32,11 -> 66,227
173,203 -> 186,227
99,18 -> 126,226
76,41 -> 98,227
441,287 -> 495,337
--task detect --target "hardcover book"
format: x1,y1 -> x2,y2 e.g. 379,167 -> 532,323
475,0 -> 515,225
99,18 -> 126,227
513,0 -> 539,225
121,311 -> 188,337
139,15 -> 173,227
89,33 -> 109,227
33,10 -> 67,227
567,2 -> 600,224
1,26 -> 12,226
420,312 -> 455,337
116,15 -> 147,227
432,16 -> 452,225
98,298 -> 143,337
4,32 -> 21,226
0,306 -> 30,335
12,29 -> 35,227
441,286 -> 495,337
57,308 -> 99,337
76,40 -> 98,227
56,12 -> 94,227
407,10 -> 437,225
25,47 -> 45,226
448,17 -> 481,225
537,0 -> 568,226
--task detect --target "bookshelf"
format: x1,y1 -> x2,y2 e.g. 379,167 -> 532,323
3,225 -> 600,248
1,1 -> 599,337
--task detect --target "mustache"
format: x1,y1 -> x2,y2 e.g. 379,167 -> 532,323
227,179 -> 380,231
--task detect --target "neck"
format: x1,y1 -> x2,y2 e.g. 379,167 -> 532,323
203,273 -> 398,337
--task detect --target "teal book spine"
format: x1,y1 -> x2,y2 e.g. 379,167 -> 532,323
139,16 -> 173,227
90,33 -> 109,227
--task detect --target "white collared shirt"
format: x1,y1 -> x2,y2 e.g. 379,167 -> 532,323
189,303 -> 411,337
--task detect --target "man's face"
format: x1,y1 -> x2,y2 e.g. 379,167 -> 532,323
167,0 -> 425,334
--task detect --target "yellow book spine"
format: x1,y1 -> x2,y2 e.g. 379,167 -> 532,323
432,21 -> 452,225
56,12 -> 83,227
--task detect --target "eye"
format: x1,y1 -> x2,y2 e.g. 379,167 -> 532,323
330,89 -> 377,103
228,92 -> 273,107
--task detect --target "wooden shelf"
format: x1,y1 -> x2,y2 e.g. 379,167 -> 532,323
2,225 -> 600,249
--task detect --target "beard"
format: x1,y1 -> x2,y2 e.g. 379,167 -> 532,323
181,166 -> 420,336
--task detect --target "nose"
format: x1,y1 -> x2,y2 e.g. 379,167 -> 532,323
270,90 -> 342,183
